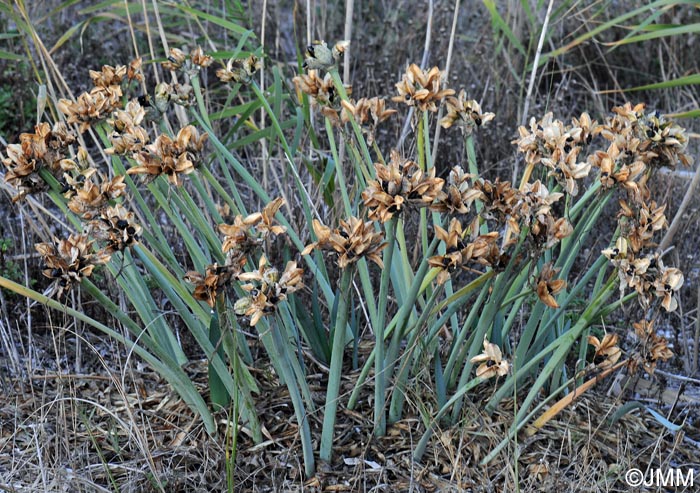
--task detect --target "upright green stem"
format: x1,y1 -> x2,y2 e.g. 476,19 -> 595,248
417,114 -> 429,254
328,68 -> 374,175
271,317 -> 315,476
465,133 -> 488,234
374,217 -> 398,437
320,266 -> 354,462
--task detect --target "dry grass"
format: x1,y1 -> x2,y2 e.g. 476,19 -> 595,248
1,328 -> 699,492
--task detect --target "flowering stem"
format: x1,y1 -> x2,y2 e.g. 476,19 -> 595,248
320,266 -> 355,462
374,216 -> 398,437
328,68 -> 374,176
270,317 -> 315,477
324,117 -> 352,215
346,236 -> 440,411
388,283 -> 445,422
417,113 -> 430,253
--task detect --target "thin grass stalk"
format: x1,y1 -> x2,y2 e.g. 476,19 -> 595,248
325,117 -> 379,329
133,245 -> 262,439
500,255 -> 610,403
320,266 -> 354,462
443,280 -> 492,387
209,301 -> 229,409
100,152 -> 180,267
417,114 -> 430,254
277,304 -> 316,411
225,389 -> 239,493
465,134 -> 489,235
325,118 -> 352,214
449,277 -> 513,423
395,218 -> 417,295
430,0 -> 461,164
249,82 -> 318,228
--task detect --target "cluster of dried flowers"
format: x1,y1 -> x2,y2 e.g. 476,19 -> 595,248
392,64 -> 455,113
126,125 -> 208,186
302,216 -> 387,269
185,198 -> 299,327
217,54 -> 262,84
514,102 -> 692,374
234,256 -> 304,326
470,338 -> 510,379
35,234 -> 111,298
298,48 -> 689,380
162,46 -> 213,76
58,59 -> 143,133
2,122 -> 75,201
0,59 -> 151,296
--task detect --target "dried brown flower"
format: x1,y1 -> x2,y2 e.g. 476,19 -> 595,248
219,198 -> 286,255
535,263 -> 566,309
58,86 -> 123,133
340,97 -> 397,144
588,333 -> 622,369
190,47 -> 214,68
66,171 -> 126,219
392,64 -> 454,113
428,218 -> 501,284
162,48 -> 188,72
302,216 -> 386,269
653,265 -> 683,312
235,256 -> 304,326
470,338 -> 509,379
430,166 -> 483,215
2,122 -> 77,201
185,263 -> 241,308
36,234 -> 110,297
107,100 -> 150,155
631,319 -> 673,374
92,204 -> 142,253
127,126 -> 207,186
217,55 -> 262,84
362,150 -> 444,223
440,90 -> 495,134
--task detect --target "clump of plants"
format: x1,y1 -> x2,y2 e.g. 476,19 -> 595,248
0,37 -> 692,479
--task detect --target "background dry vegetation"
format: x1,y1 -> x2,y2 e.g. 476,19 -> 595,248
0,0 -> 699,492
